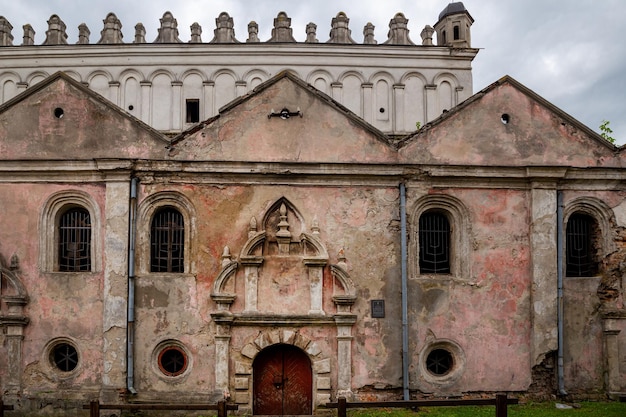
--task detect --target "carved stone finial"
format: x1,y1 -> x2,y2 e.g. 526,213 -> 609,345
77,23 -> 90,45
363,22 -> 376,45
22,24 -> 35,45
0,16 -> 14,46
311,216 -> 320,235
249,217 -> 258,238
276,203 -> 292,254
10,253 -> 19,270
327,12 -> 356,44
337,248 -> 347,268
246,21 -> 260,43
268,12 -> 296,43
421,25 -> 434,46
134,23 -> 146,43
210,12 -> 239,43
383,13 -> 415,45
221,246 -> 232,267
305,22 -> 318,43
43,14 -> 68,45
98,12 -> 124,44
154,11 -> 182,43
189,22 -> 202,43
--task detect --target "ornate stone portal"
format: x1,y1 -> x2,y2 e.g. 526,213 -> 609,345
0,254 -> 29,396
211,198 -> 356,409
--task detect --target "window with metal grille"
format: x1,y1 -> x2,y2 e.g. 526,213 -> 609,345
566,213 -> 598,277
426,348 -> 453,376
419,211 -> 451,274
158,346 -> 188,376
58,208 -> 91,272
150,207 -> 184,273
51,342 -> 79,372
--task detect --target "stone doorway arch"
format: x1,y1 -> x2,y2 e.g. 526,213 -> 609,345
253,343 -> 312,415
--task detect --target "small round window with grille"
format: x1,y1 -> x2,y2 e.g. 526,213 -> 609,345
426,348 -> 453,376
157,345 -> 188,377
51,342 -> 79,372
419,339 -> 465,385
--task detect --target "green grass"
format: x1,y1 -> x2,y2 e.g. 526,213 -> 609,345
347,402 -> 626,417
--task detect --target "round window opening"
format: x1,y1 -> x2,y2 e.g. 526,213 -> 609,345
158,346 -> 188,377
51,342 -> 79,372
426,348 -> 453,376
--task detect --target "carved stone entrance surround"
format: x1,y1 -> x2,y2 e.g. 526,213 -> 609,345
210,199 -> 357,411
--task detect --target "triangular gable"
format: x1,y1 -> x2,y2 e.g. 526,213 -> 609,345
169,71 -> 399,164
0,72 -> 169,160
399,75 -> 623,168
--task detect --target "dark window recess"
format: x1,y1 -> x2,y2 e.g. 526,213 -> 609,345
566,213 -> 599,277
151,208 -> 184,273
58,208 -> 91,272
186,99 -> 200,123
419,211 -> 451,273
453,25 -> 460,40
51,343 -> 78,372
426,348 -> 453,376
158,346 -> 187,376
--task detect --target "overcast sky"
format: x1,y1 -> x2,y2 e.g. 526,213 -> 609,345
2,1 -> 625,144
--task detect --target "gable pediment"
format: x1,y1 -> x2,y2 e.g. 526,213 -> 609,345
399,76 -> 623,168
170,72 -> 399,164
0,72 -> 169,160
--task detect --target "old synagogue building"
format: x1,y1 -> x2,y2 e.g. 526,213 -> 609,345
0,2 -> 625,415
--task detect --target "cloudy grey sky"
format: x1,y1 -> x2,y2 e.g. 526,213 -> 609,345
2,0 -> 625,144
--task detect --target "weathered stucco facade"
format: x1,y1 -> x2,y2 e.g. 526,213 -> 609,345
1,3 -> 626,416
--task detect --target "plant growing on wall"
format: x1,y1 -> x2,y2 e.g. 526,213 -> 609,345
600,120 -> 615,143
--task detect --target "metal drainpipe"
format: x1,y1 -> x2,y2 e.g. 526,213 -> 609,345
556,190 -> 567,396
400,183 -> 409,400
127,177 -> 139,395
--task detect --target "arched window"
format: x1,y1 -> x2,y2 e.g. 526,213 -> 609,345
419,210 -> 451,274
40,191 -> 101,273
411,194 -> 470,279
150,207 -> 184,273
566,213 -> 599,277
58,207 -> 91,272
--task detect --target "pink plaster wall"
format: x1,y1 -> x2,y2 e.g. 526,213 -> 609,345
399,82 -> 623,168
0,183 -> 106,392
410,188 -> 533,393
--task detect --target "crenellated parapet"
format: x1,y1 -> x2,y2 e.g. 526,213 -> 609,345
0,3 -> 477,136
0,5 -> 472,47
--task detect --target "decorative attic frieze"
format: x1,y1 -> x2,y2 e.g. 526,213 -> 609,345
246,21 -> 260,43
154,11 -> 182,43
77,23 -> 90,45
268,12 -> 296,42
97,13 -> 123,44
0,16 -> 14,46
383,13 -> 415,45
305,22 -> 318,43
421,25 -> 435,45
363,22 -> 376,45
210,12 -> 239,43
43,14 -> 68,45
133,23 -> 146,43
189,22 -> 202,43
327,12 -> 356,44
21,24 -> 34,45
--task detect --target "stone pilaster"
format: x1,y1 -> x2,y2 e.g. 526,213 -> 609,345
529,184 -> 558,365
101,180 -> 130,400
335,315 -> 356,397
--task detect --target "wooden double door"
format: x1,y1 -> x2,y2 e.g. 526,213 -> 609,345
253,344 -> 312,415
